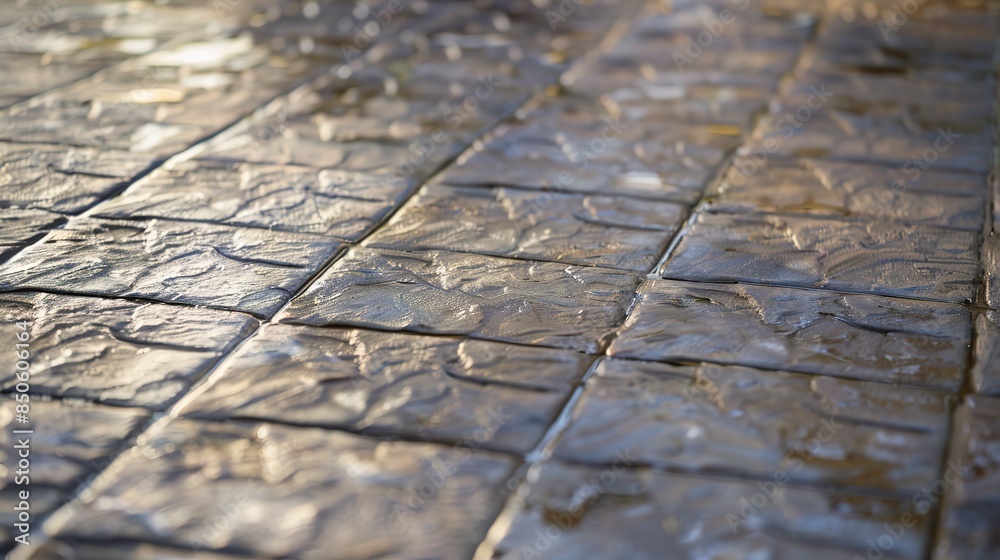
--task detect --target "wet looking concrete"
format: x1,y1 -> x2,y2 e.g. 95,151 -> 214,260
0,0 -> 998,559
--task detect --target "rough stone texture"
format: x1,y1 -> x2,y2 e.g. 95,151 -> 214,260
0,292 -> 254,408
0,142 -> 152,214
712,157 -> 986,231
743,105 -> 994,174
662,212 -> 980,302
280,247 -> 642,353
484,461 -> 931,560
610,280 -> 971,390
0,218 -> 341,317
180,324 -> 590,454
93,160 -> 413,240
973,312 -> 1000,396
933,396 -> 1000,560
1,0 -> 997,558
986,234 -> 1000,311
552,358 -> 951,493
0,209 -> 65,263
367,184 -> 686,271
0,399 -> 149,551
435,101 -> 743,204
37,419 -> 517,560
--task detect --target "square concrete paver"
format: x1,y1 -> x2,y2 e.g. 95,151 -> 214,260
0,399 -> 149,551
0,292 -> 254,408
94,160 -> 413,240
484,461 -> 931,560
367,184 -> 686,271
37,419 -> 517,560
0,218 -> 341,317
712,157 -> 986,231
180,324 -> 591,454
280,247 -> 642,353
662,212 -> 980,302
0,142 -> 151,213
552,358 -> 951,493
610,280 -> 971,390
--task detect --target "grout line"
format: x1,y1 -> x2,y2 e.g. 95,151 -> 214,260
472,3 -> 830,557
920,25 -> 1000,560
8,3 -> 652,557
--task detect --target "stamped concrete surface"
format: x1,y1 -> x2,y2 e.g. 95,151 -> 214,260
0,0 -> 998,559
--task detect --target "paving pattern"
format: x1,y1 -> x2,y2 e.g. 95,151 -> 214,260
0,0 -> 998,559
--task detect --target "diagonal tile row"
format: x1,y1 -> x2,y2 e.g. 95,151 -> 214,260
3,0 -> 1000,559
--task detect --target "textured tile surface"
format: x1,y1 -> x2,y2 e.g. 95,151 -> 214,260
280,247 -> 642,353
713,157 -> 986,231
610,280 -> 971,390
552,358 -> 951,493
40,419 -> 517,560
0,292 -> 254,408
0,142 -> 151,213
0,218 -> 341,316
94,160 -> 412,239
485,461 -> 931,560
181,325 -> 590,454
0,399 -> 149,550
662,212 -> 980,302
933,397 -> 1000,560
367,184 -> 686,271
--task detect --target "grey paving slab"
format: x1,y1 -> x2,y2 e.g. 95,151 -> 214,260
484,461 -> 931,560
713,157 -> 986,231
183,65 -> 529,176
180,324 -> 590,454
0,33 -> 319,153
662,211 -> 980,302
0,54 -> 104,108
782,69 -> 995,120
0,142 -> 152,213
0,209 -> 65,263
279,247 -> 642,353
0,217 -> 342,317
743,104 -> 994,174
0,399 -> 149,551
552,358 -> 951,494
366,183 -> 686,271
609,280 -> 971,390
93,160 -> 413,240
436,105 -> 743,204
933,396 -> 1000,560
972,312 -> 1000,396
0,292 -> 254,409
39,419 -> 517,560
563,62 -> 770,126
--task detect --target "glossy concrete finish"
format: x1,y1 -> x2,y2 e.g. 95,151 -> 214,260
2,0 -> 997,558
610,280 -> 971,390
279,247 -> 642,353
